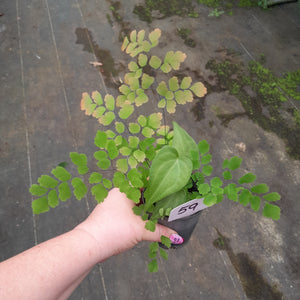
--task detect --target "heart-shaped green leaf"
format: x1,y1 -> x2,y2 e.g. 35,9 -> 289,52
172,122 -> 198,159
144,146 -> 193,208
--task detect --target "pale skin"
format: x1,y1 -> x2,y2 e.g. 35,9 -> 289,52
0,188 -> 179,300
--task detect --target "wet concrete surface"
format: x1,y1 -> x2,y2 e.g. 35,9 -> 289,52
1,0 -> 299,299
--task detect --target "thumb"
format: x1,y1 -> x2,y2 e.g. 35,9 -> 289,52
142,223 -> 184,245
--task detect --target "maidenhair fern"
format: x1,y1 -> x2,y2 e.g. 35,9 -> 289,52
30,27 -> 280,220
29,29 -> 281,272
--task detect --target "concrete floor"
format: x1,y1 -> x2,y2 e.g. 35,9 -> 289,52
1,0 -> 299,299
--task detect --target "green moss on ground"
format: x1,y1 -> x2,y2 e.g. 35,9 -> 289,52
133,0 -> 261,22
133,0 -> 199,23
106,1 -> 132,42
206,56 -> 300,159
177,28 -> 196,47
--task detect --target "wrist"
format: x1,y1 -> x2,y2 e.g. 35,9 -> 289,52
74,218 -> 113,263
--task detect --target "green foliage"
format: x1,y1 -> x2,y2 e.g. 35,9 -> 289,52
239,173 -> 256,184
239,189 -> 252,206
38,175 -> 58,188
148,259 -> 158,273
227,156 -> 242,171
48,190 -> 59,208
172,122 -> 198,159
92,184 -> 108,203
202,165 -> 213,176
72,178 -> 87,200
198,140 -> 209,155
121,29 -> 161,57
263,203 -> 280,220
52,166 -> 71,181
250,195 -> 261,211
258,0 -> 268,9
223,170 -> 232,180
263,192 -> 281,202
144,144 -> 193,209
30,28 -> 281,273
89,172 -> 103,184
160,248 -> 168,260
32,196 -> 49,214
147,236 -> 171,272
30,184 -> 48,196
58,182 -> 71,202
197,0 -> 260,16
246,61 -> 300,105
153,190 -> 187,217
208,8 -> 224,17
70,152 -> 89,175
149,55 -> 162,69
145,220 -> 156,232
251,184 -> 269,194
161,51 -> 187,73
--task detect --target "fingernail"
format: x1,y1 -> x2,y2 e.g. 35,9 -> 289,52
170,234 -> 184,245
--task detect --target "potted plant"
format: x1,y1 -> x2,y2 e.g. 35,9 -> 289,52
29,29 -> 281,272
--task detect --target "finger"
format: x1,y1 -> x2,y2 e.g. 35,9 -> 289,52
142,223 -> 177,243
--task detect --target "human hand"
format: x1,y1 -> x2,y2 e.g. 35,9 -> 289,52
75,188 -> 181,262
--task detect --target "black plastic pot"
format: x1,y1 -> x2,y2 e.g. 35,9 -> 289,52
158,210 -> 202,249
140,190 -> 201,249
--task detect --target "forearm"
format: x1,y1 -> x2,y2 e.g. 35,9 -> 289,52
0,188 -> 178,299
0,226 -> 102,300
57,270 -> 91,300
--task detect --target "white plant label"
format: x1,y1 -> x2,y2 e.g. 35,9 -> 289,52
168,198 -> 208,222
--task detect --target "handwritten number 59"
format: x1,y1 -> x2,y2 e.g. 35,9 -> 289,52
178,203 -> 198,215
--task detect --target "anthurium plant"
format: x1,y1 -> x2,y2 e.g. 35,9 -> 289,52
29,29 -> 281,272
